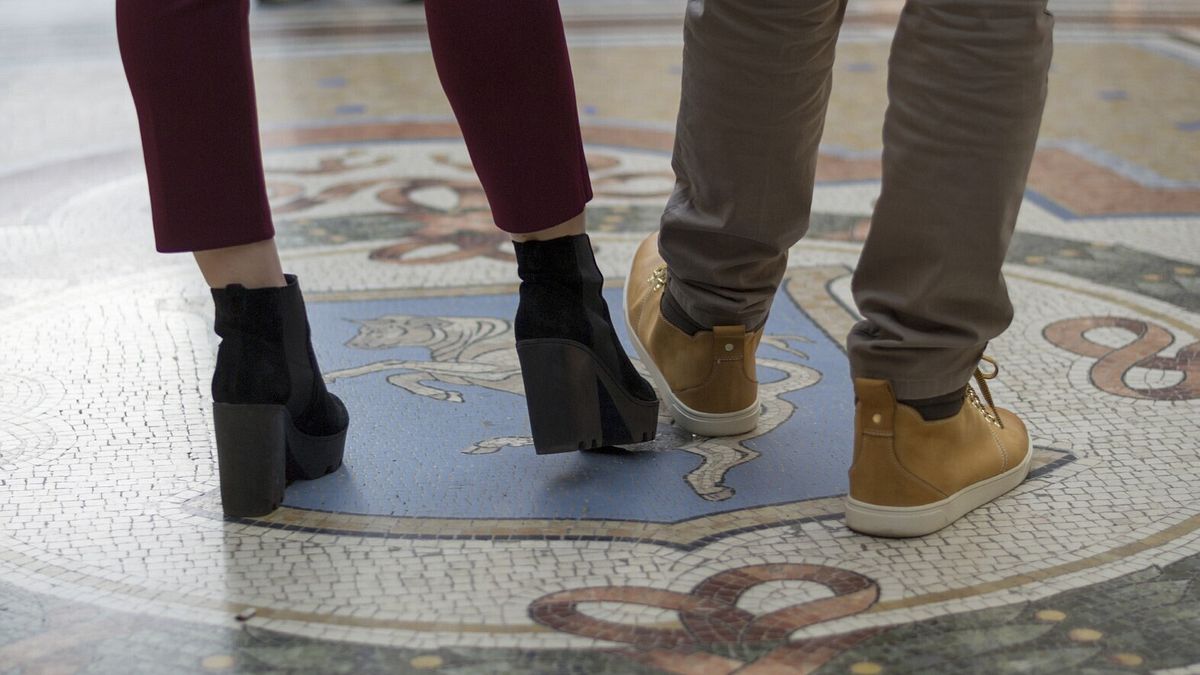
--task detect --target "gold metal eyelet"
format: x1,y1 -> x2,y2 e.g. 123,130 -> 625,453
967,386 -> 1003,428
648,265 -> 668,292
969,355 -> 1004,428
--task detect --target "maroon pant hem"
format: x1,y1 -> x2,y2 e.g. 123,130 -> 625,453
120,0 -> 592,249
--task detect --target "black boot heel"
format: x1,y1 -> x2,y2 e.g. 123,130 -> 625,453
285,395 -> 349,481
213,402 -> 289,517
517,339 -> 659,455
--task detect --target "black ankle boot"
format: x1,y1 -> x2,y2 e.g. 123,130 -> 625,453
210,274 -> 349,517
512,235 -> 658,453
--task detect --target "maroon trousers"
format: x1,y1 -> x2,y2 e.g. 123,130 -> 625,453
116,0 -> 592,253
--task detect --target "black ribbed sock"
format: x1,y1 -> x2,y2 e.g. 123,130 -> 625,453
659,287 -> 707,336
898,386 -> 967,421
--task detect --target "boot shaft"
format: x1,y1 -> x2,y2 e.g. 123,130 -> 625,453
512,234 -> 605,345
210,275 -> 315,418
512,234 -> 655,404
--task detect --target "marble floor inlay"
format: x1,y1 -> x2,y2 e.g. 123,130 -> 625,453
1,1 -> 1198,673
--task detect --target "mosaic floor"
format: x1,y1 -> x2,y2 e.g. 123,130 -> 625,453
2,1 -> 1199,673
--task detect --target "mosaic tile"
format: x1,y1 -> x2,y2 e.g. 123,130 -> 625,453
2,2 -> 1199,673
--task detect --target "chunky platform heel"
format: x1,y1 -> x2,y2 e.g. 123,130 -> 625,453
213,398 -> 348,517
517,339 -> 659,454
210,275 -> 351,518
213,403 -> 288,517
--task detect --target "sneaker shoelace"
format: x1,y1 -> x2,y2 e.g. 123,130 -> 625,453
967,355 -> 1004,428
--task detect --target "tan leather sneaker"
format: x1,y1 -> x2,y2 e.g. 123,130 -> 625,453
845,358 -> 1031,537
623,233 -> 761,436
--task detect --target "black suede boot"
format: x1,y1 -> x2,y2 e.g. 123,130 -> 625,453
513,234 -> 659,453
210,274 -> 349,517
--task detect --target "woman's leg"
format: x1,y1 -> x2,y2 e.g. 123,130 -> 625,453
424,1 -> 592,237
194,240 -> 286,290
116,0 -> 346,516
117,0 -> 284,288
509,213 -> 586,243
424,2 -> 658,453
117,0 -> 282,288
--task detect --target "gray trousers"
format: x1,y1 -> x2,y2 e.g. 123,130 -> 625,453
659,0 -> 1054,399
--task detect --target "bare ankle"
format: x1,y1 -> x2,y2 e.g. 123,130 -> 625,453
509,211 -> 586,242
193,239 -> 287,289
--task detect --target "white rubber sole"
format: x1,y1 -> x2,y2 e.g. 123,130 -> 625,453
623,278 -> 759,437
844,447 -> 1032,538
